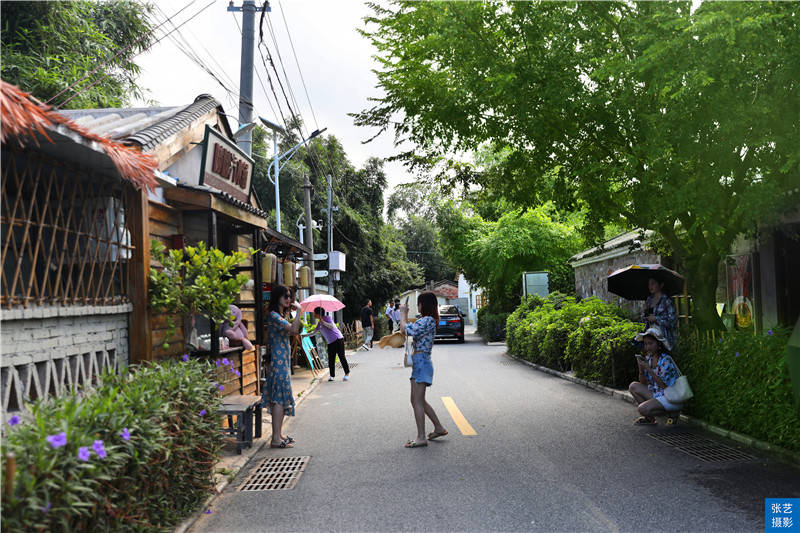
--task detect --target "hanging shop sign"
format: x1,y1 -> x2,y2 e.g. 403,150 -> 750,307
199,125 -> 254,204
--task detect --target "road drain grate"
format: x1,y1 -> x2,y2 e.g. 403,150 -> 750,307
238,456 -> 310,491
648,432 -> 755,462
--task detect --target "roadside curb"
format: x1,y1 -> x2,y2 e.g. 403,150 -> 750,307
503,350 -> 800,465
174,367 -> 330,533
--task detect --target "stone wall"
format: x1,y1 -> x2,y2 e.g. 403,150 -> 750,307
1,304 -> 131,413
573,252 -> 661,319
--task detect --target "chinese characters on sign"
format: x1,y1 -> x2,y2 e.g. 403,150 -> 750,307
766,499 -> 799,532
201,126 -> 254,204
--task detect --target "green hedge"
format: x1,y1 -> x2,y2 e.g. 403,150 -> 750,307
678,328 -> 800,453
506,293 -> 633,376
477,308 -> 510,341
1,358 -> 224,531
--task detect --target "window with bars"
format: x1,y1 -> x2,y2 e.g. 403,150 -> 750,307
475,294 -> 487,309
1,148 -> 135,308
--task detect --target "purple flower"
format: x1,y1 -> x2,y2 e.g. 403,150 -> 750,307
717,337 -> 722,343
215,359 -> 222,367
199,409 -> 207,417
8,415 -> 20,426
77,446 -> 91,461
221,358 -> 230,366
41,503 -> 51,514
46,432 -> 67,448
217,384 -> 225,392
717,350 -> 720,355
182,354 -> 190,362
235,370 -> 241,377
735,352 -> 741,357
204,509 -> 213,514
92,440 -> 107,459
120,428 -> 131,441
767,329 -> 773,336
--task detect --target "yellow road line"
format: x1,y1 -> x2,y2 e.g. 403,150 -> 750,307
441,396 -> 477,436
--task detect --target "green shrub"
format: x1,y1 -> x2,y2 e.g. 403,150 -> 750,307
506,292 -> 629,371
477,308 -> 510,341
678,328 -> 800,453
1,359 -> 224,531
566,316 -> 642,387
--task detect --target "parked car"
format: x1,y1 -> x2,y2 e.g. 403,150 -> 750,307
435,305 -> 465,342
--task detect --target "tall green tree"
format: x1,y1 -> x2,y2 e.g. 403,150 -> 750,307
437,202 -> 582,312
357,1 -> 800,330
1,1 -> 154,108
251,125 -> 421,320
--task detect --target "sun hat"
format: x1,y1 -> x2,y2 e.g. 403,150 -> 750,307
634,325 -> 671,351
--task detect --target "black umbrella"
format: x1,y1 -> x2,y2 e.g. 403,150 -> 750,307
607,264 -> 685,301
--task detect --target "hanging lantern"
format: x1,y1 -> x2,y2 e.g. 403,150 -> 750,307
261,253 -> 277,283
282,260 -> 297,286
298,266 -> 311,288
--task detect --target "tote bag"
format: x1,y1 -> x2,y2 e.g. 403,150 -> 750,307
664,361 -> 693,404
403,334 -> 413,367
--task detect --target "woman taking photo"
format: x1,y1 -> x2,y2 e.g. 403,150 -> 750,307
628,326 -> 681,426
400,292 -> 447,448
264,285 -> 302,448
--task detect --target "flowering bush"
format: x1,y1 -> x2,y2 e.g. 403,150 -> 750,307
678,328 -> 800,453
1,359 -> 224,531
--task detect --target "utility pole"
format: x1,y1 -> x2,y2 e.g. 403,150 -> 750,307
228,1 -> 268,156
327,174 -> 334,296
302,175 -> 315,295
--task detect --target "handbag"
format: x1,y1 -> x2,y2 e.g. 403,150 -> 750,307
403,334 -> 413,367
664,361 -> 693,404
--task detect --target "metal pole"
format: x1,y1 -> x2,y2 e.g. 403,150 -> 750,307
327,174 -> 333,295
236,1 -> 256,156
303,175 -> 315,295
274,133 -> 281,232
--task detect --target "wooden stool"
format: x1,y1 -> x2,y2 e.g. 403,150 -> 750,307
218,395 -> 263,454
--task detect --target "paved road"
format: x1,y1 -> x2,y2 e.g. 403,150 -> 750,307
190,331 -> 800,532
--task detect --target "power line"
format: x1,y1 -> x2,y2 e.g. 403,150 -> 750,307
277,0 -> 319,130
46,0 -> 202,105
56,0 -> 218,108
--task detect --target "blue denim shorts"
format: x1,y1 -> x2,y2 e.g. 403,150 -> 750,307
410,352 -> 434,386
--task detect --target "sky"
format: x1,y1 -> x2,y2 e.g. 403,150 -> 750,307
133,0 -> 411,193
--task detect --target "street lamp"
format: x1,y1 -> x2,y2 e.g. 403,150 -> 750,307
259,117 -> 326,233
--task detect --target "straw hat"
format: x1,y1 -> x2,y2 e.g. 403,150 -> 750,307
634,326 -> 671,350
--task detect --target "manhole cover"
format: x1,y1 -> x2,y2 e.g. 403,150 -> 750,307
648,432 -> 755,462
238,456 -> 310,491
335,362 -> 358,370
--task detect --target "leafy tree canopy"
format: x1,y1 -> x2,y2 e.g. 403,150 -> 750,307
1,0 -> 154,108
437,201 -> 582,312
357,1 -> 800,329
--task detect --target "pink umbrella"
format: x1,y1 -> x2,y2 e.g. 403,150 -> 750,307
299,294 -> 345,314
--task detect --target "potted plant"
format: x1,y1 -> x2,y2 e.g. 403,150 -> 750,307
149,240 -> 251,350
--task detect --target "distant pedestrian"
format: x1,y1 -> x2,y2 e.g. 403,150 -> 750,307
264,285 -> 301,448
313,307 -> 350,382
400,291 -> 447,448
385,301 -> 395,332
628,326 -> 681,426
390,299 -> 403,331
360,299 -> 374,350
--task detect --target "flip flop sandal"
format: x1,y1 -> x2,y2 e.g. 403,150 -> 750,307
634,416 -> 657,426
282,436 -> 296,444
404,440 -> 428,448
427,430 -> 448,440
270,441 -> 293,448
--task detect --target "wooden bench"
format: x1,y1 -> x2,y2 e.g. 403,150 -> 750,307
218,395 -> 262,454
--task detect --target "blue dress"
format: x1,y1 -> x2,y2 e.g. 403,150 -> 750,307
405,315 -> 436,386
263,311 -> 295,416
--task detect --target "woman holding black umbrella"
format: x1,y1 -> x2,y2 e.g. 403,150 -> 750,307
643,277 -> 678,352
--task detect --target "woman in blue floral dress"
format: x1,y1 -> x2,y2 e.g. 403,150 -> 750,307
400,291 -> 448,448
264,285 -> 302,448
